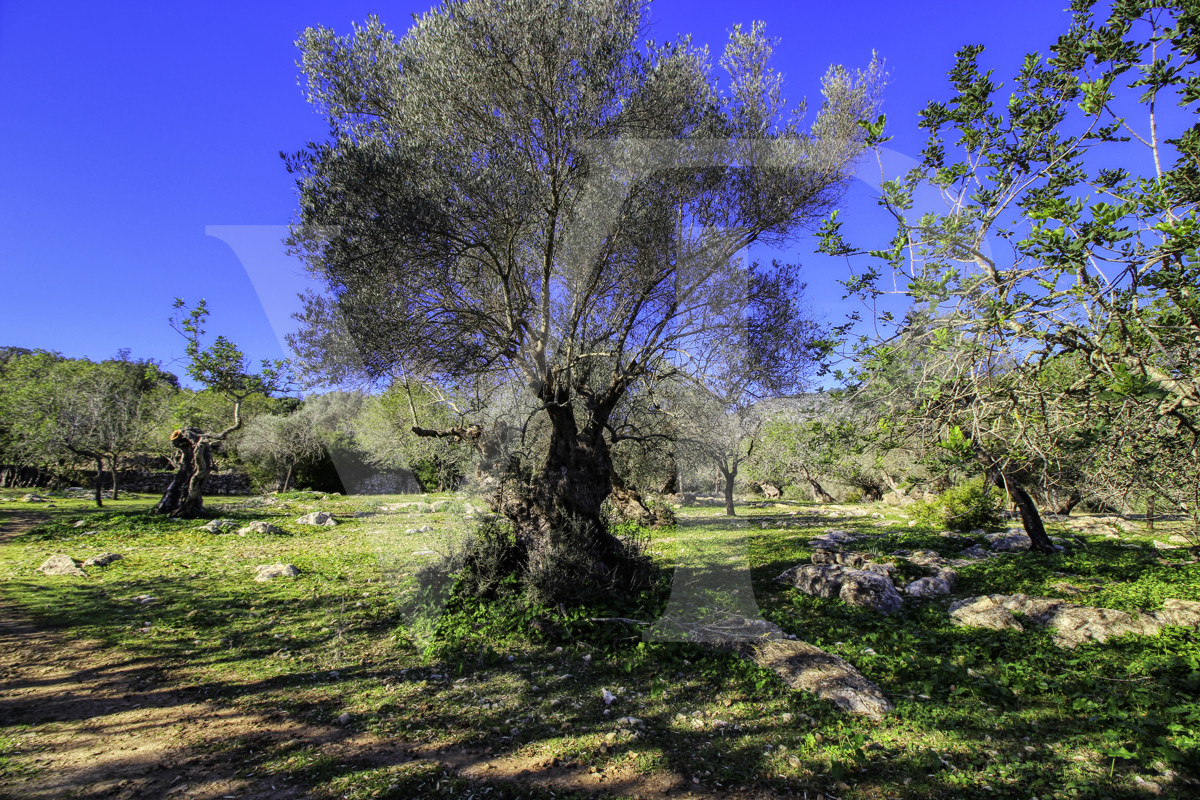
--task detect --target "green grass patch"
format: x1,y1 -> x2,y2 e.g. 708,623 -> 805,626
1,495 -> 1197,798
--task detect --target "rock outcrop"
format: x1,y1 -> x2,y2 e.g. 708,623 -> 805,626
948,594 -> 1200,647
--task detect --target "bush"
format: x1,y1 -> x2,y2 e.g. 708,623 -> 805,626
843,488 -> 864,504
911,478 -> 1004,532
436,514 -> 659,608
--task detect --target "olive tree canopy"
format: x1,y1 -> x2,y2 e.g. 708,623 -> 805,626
286,0 -> 882,576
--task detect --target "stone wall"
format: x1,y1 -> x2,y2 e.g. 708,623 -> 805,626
9,468 -> 253,495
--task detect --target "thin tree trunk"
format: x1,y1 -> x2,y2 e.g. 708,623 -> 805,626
1005,478 -> 1057,554
720,465 -> 736,516
968,438 -> 1056,554
93,457 -> 104,508
282,463 -> 294,493
108,455 -> 120,501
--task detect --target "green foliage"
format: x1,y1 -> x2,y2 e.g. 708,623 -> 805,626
912,478 -> 1004,532
171,299 -> 288,402
833,1 -> 1200,535
0,350 -> 177,487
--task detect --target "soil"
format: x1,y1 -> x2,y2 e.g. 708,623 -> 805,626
0,511 -> 764,800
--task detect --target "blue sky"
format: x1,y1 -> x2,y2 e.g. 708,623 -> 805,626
0,1 -> 1075,385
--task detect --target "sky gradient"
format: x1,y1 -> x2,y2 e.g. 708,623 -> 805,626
0,1 -> 1076,385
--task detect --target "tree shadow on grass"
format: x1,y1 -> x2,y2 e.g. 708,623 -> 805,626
1,506 -> 1198,799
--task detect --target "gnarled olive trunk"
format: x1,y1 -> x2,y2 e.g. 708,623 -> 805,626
152,428 -> 213,518
511,402 -> 627,567
799,466 -> 834,503
659,455 -> 679,495
1054,490 -> 1082,516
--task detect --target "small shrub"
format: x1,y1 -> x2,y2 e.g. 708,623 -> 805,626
455,519 -> 524,600
911,478 -> 1003,532
649,498 -> 676,527
843,488 -> 864,504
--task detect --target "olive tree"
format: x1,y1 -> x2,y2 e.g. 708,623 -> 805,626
238,409 -> 324,492
286,0 -> 882,584
0,352 -> 175,504
153,300 -> 288,517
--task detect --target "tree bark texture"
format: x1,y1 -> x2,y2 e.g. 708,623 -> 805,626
152,428 -> 213,518
659,455 -> 679,495
968,438 -> 1056,554
1005,479 -> 1057,554
1054,490 -> 1082,516
801,467 -> 835,503
108,455 -> 120,501
720,466 -> 737,516
93,457 -> 104,508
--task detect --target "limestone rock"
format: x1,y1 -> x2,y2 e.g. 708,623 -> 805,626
809,530 -> 860,549
255,563 -> 300,582
905,576 -> 952,597
296,511 -> 337,527
996,593 -> 1067,624
949,596 -> 1024,632
1044,605 -> 1160,648
951,593 -> 1182,647
959,544 -> 989,560
82,553 -> 123,567
863,562 -> 902,585
881,489 -> 915,506
907,550 -> 947,568
839,570 -> 903,613
39,554 -> 86,577
237,520 -> 285,536
199,519 -> 238,533
1155,599 -> 1200,628
810,549 -> 867,567
753,639 -> 893,718
987,529 -> 1032,551
790,565 -> 847,598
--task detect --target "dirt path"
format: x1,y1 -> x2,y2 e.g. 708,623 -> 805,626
0,512 -> 747,800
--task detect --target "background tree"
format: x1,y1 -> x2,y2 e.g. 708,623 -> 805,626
287,0 -> 882,594
672,259 -> 828,515
0,352 -> 176,503
153,300 -> 288,517
821,0 -> 1199,549
355,381 -> 481,492
238,409 -> 324,492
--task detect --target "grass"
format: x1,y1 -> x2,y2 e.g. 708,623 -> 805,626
1,489 -> 1198,798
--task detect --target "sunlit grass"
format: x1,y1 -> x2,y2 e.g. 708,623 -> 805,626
1,491 -> 1197,798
